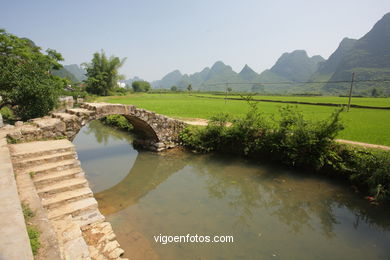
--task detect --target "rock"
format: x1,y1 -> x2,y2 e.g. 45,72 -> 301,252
15,121 -> 24,127
153,142 -> 165,148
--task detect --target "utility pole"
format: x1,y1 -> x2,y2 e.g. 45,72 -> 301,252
225,83 -> 228,104
347,72 -> 355,112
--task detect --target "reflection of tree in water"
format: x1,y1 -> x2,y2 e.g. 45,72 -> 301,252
84,120 -> 134,145
191,154 -> 390,238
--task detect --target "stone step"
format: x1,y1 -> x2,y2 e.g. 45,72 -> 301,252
12,151 -> 76,169
51,112 -> 78,121
36,178 -> 88,197
47,197 -> 99,220
15,159 -> 80,175
74,209 -> 105,228
41,187 -> 93,210
10,139 -> 75,160
33,167 -> 84,188
66,108 -> 95,117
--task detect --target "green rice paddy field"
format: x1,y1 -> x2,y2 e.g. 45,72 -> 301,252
97,94 -> 390,146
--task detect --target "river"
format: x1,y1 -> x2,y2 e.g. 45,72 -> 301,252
73,120 -> 390,260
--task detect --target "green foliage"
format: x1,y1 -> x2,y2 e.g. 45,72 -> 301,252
0,29 -> 64,120
112,87 -> 129,96
101,114 -> 133,131
0,106 -> 14,122
83,50 -> 125,96
132,81 -> 151,92
27,226 -> 40,255
180,102 -> 390,202
180,103 -> 344,169
171,86 -> 178,92
60,84 -> 89,99
22,203 -> 40,255
22,203 -> 35,221
99,93 -> 390,146
340,148 -> 390,202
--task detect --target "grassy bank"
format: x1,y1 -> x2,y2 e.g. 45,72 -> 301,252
22,203 -> 40,256
179,104 -> 390,203
97,94 -> 390,146
196,93 -> 390,107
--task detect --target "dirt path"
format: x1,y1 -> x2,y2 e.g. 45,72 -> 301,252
335,139 -> 390,151
181,118 -> 390,151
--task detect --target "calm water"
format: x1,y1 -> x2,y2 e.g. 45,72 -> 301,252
73,121 -> 390,260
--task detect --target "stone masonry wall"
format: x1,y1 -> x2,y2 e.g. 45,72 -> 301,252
6,102 -> 188,151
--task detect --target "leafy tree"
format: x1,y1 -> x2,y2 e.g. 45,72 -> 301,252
0,29 -> 64,120
371,88 -> 378,97
227,87 -> 232,93
132,81 -> 151,92
170,86 -> 178,92
251,84 -> 265,93
83,50 -> 125,96
187,84 -> 192,93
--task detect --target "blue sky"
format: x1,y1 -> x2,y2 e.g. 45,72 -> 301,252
1,0 -> 390,81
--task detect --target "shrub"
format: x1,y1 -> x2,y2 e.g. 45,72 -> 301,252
22,203 -> 40,255
101,114 -> 133,131
0,106 -> 15,122
27,226 -> 40,255
179,102 -> 390,202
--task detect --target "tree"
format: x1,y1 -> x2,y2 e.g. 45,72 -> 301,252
170,86 -> 178,92
227,87 -> 232,93
251,84 -> 265,93
83,50 -> 126,96
371,88 -> 378,97
187,84 -> 192,94
132,81 -> 151,92
0,29 -> 64,120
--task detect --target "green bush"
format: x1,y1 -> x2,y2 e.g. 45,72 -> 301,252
101,114 -> 133,131
27,226 -> 40,255
180,102 -> 390,202
341,148 -> 390,201
0,106 -> 14,122
22,204 -> 40,255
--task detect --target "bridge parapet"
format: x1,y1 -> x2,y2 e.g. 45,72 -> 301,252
6,102 -> 188,151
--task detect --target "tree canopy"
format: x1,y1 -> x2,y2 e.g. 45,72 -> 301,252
83,50 -> 126,96
0,29 -> 64,120
132,81 -> 151,92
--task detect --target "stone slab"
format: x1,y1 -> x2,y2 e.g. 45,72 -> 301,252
0,140 -> 34,260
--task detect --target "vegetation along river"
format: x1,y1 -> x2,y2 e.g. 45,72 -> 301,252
73,120 -> 390,260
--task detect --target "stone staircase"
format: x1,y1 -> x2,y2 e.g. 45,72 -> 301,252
9,140 -> 127,260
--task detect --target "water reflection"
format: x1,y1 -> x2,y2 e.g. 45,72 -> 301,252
74,121 -> 390,260
73,120 -> 138,192
95,149 -> 190,215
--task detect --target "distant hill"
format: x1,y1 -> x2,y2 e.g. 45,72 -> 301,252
51,64 -> 86,83
63,64 -> 87,82
239,64 -> 259,81
51,67 -> 78,83
152,12 -> 390,95
266,50 -> 324,82
153,61 -> 256,92
323,13 -> 390,95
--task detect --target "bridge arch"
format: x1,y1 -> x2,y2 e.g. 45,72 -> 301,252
6,102 -> 187,151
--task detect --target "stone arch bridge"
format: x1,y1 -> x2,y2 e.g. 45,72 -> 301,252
7,103 -> 187,151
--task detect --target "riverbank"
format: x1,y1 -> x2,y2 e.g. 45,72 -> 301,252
97,93 -> 390,146
102,109 -> 390,203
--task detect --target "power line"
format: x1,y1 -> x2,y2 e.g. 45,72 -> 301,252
207,79 -> 390,86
